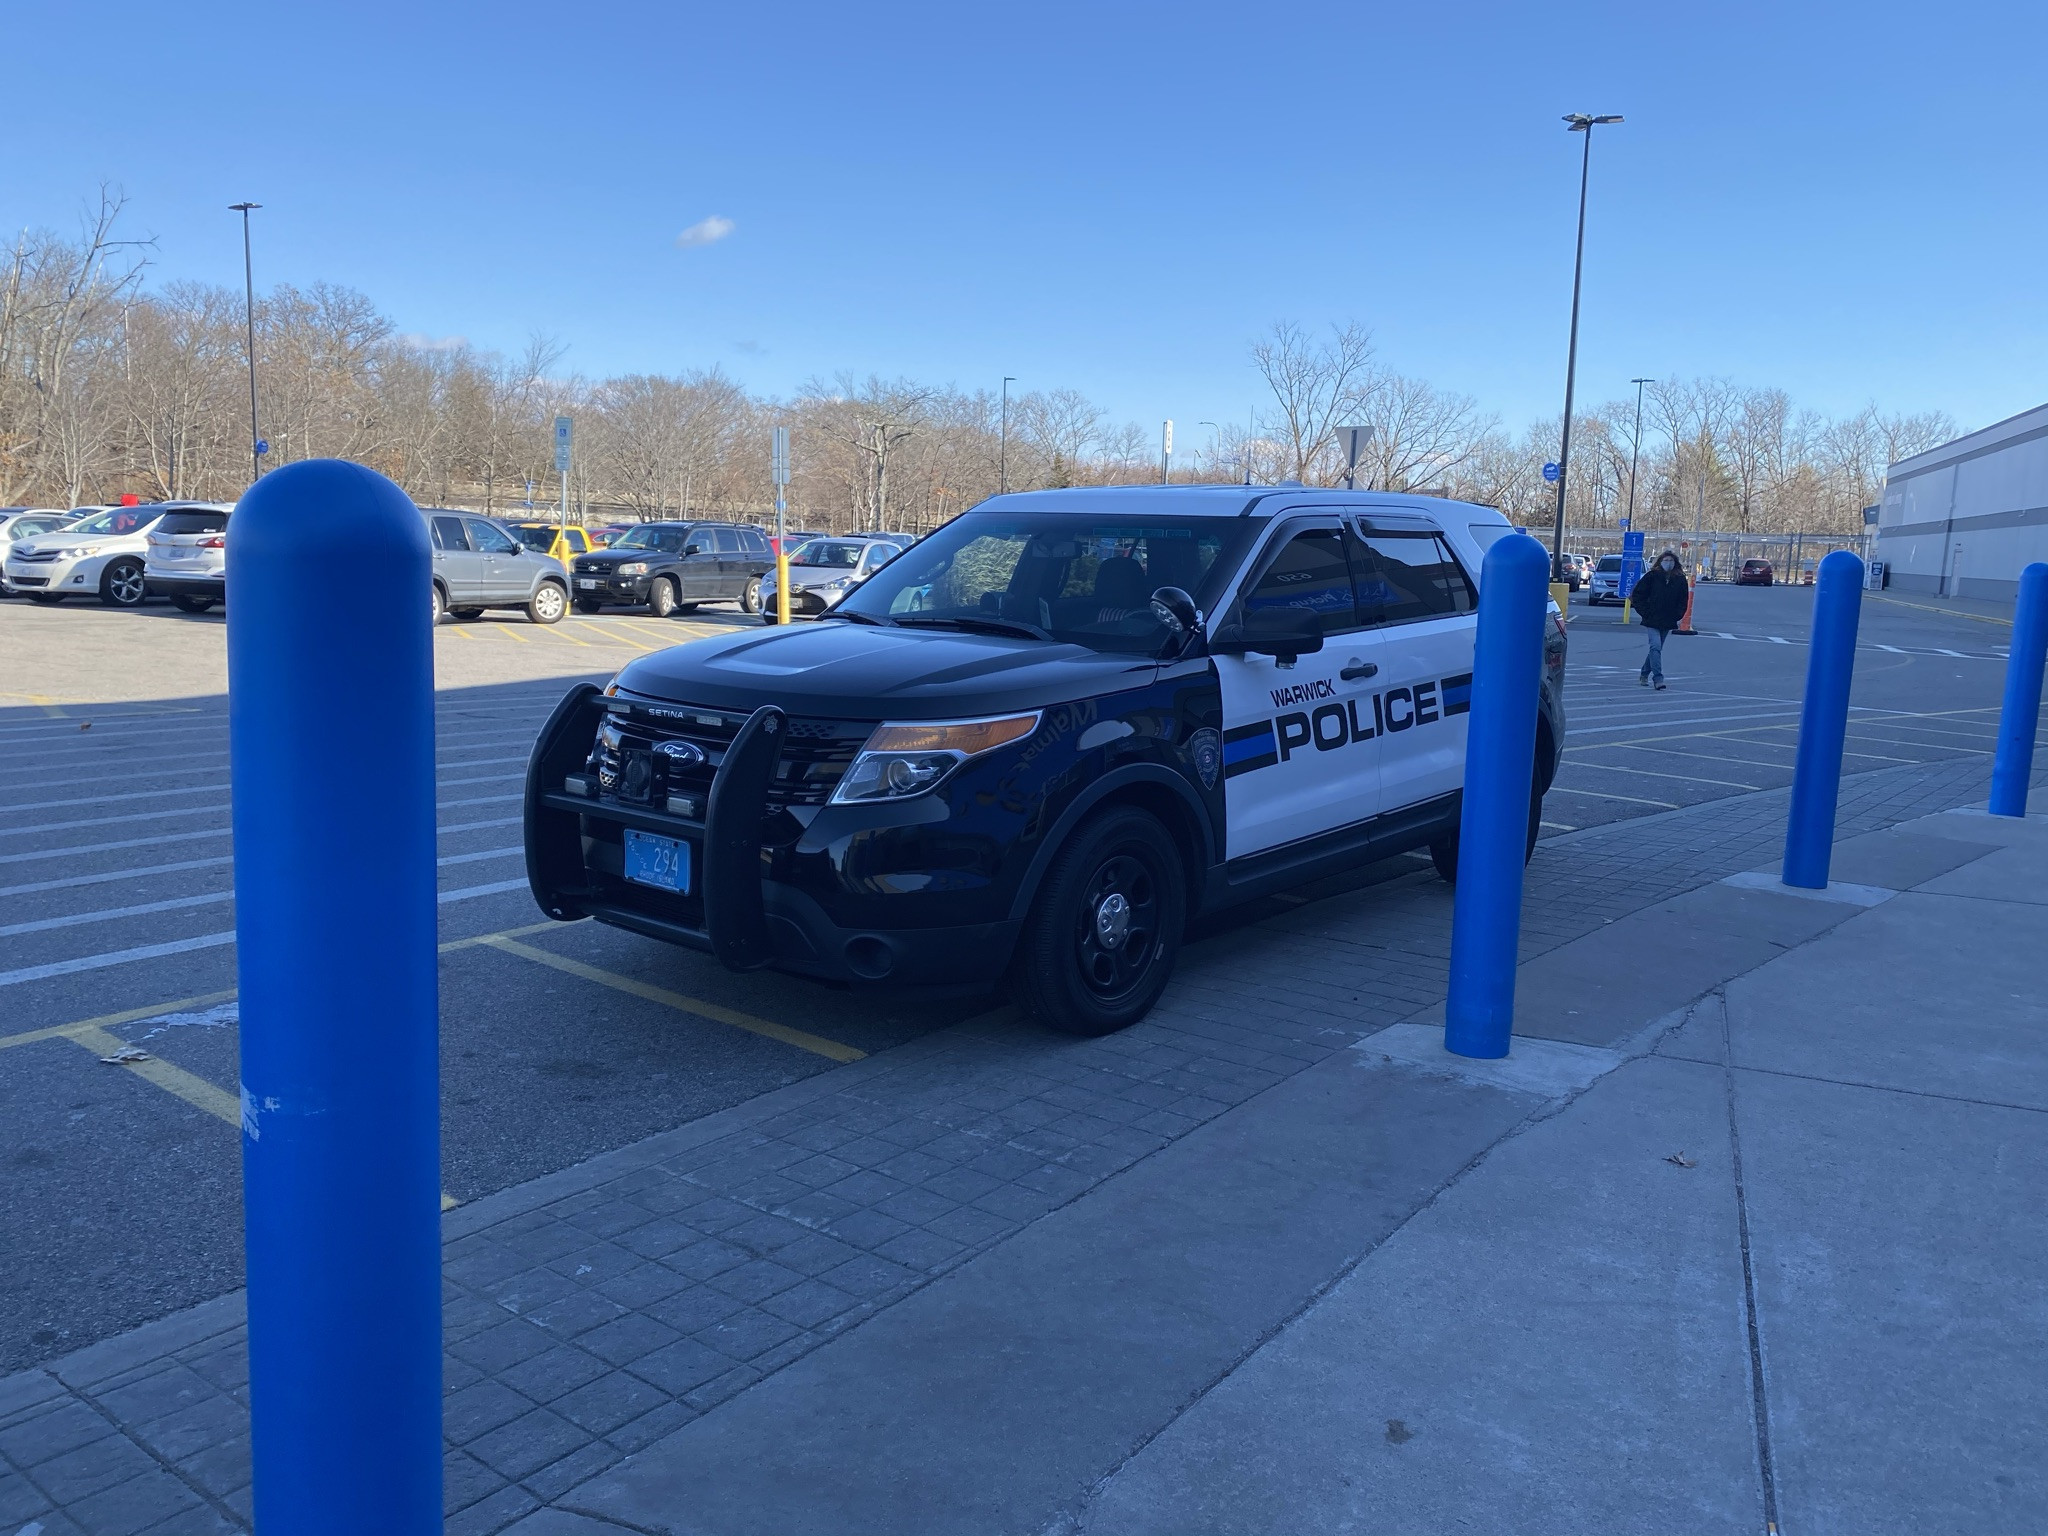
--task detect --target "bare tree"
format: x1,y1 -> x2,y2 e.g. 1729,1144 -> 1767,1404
1249,320 -> 1377,481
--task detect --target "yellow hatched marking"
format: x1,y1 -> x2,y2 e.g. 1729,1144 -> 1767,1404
476,934 -> 865,1063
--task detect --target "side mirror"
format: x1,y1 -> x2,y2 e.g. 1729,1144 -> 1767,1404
683,543 -> 702,557
1211,608 -> 1324,664
1148,586 -> 1202,656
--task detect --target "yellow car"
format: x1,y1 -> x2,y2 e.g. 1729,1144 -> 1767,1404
507,522 -> 598,563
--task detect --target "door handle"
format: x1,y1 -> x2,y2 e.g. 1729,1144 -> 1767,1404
1340,659 -> 1378,681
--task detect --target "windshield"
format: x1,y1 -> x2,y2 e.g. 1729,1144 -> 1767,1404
1597,555 -> 1622,571
67,509 -> 161,537
610,525 -> 692,554
509,525 -> 558,553
832,511 -> 1256,654
790,540 -> 865,569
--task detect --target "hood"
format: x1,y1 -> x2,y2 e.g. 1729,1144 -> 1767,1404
612,620 -> 1159,720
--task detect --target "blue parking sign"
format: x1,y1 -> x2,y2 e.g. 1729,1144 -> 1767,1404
1619,529 -> 1645,602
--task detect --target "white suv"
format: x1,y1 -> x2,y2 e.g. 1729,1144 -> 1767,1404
145,504 -> 235,613
4,503 -> 183,607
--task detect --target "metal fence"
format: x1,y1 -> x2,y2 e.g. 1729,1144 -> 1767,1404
1551,528 -> 1872,584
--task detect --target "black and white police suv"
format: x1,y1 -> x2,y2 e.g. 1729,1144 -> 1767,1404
524,487 -> 1567,1036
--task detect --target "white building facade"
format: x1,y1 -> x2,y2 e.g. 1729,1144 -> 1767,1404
1875,402 -> 2048,600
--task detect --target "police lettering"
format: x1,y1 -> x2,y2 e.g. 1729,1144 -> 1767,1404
1384,687 -> 1414,732
1276,713 -> 1313,760
1269,677 -> 1336,709
1241,672 -> 1466,776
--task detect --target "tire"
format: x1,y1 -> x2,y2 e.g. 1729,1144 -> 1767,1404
1429,768 -> 1544,884
449,606 -> 485,621
100,558 -> 147,608
28,592 -> 65,605
170,595 -> 216,614
740,575 -> 763,615
647,578 -> 678,618
429,584 -> 446,626
527,582 -> 566,625
1013,807 -> 1186,1036
574,598 -> 602,614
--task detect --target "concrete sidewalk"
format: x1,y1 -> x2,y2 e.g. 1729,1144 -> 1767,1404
2,760 -> 2041,1535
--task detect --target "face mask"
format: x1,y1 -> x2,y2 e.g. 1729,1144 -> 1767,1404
1661,559 -> 1675,570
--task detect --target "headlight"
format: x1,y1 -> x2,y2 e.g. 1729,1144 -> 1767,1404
832,712 -> 1042,803
64,545 -> 102,558
617,561 -> 649,576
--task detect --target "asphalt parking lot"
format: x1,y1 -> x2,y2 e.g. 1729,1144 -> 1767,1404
0,579 -> 2021,1375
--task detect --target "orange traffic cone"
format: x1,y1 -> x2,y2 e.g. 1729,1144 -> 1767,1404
1675,582 -> 1697,635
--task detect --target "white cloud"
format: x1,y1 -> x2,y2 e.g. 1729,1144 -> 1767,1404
676,214 -> 736,249
396,332 -> 468,352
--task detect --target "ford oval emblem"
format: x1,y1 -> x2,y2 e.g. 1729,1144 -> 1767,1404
654,740 -> 707,767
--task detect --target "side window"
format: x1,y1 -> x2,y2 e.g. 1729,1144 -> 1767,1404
745,530 -> 771,557
565,529 -> 586,554
468,520 -> 518,554
1238,526 -> 1360,633
713,528 -> 743,555
1358,531 -> 1476,623
431,516 -> 469,552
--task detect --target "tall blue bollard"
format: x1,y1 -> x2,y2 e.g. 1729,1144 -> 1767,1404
1445,532 -> 1550,1059
1989,562 -> 2048,817
1782,549 -> 1865,889
228,461 -> 443,1534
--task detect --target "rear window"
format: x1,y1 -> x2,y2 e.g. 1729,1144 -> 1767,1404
155,510 -> 230,536
1597,555 -> 1623,571
508,525 -> 557,553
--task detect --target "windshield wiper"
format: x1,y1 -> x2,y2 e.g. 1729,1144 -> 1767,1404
830,610 -> 896,626
894,615 -> 1053,641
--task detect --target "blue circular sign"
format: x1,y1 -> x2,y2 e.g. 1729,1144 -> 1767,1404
1541,461 -> 1561,483
255,439 -> 270,456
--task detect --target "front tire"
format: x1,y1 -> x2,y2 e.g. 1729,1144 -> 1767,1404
740,575 -> 763,614
1014,807 -> 1186,1036
647,578 -> 678,618
527,582 -> 566,624
100,558 -> 147,608
429,584 -> 446,626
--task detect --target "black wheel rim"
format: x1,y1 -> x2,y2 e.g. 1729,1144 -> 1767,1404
1072,849 -> 1161,1002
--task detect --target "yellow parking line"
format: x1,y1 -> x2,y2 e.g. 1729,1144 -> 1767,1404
533,622 -> 597,649
587,624 -> 660,653
476,934 -> 865,1063
66,1022 -> 242,1124
1866,593 -> 2013,628
623,619 -> 686,644
0,990 -> 239,1053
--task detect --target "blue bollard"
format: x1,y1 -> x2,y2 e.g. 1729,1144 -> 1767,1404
1989,562 -> 2048,817
1782,549 -> 1865,889
228,461 -> 443,1534
1445,532 -> 1550,1059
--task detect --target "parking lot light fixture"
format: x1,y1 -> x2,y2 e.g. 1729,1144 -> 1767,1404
1548,115 -> 1623,585
1625,376 -> 1651,528
1000,377 -> 1016,495
229,203 -> 263,485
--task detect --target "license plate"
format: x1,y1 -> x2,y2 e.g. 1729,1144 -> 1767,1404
577,578 -> 599,589
623,829 -> 690,893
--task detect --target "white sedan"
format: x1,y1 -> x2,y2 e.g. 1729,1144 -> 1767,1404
3,504 -> 191,607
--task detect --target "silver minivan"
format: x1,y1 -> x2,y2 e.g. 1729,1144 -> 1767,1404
424,510 -> 570,625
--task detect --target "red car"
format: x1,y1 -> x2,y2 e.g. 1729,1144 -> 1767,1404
1735,559 -> 1774,586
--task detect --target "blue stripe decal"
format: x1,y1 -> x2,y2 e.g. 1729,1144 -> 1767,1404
1222,726 -> 1275,765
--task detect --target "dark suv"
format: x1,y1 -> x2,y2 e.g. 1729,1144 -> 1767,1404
570,522 -> 773,617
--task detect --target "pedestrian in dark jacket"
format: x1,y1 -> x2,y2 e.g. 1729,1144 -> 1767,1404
1631,550 -> 1689,689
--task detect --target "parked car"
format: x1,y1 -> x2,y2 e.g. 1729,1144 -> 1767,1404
568,521 -> 774,616
0,510 -> 82,595
769,528 -> 827,556
3,503 -> 175,606
1560,552 -> 1592,590
760,536 -> 907,622
1587,553 -> 1624,605
424,510 -> 570,624
506,521 -> 599,563
1735,559 -> 1775,587
143,504 -> 235,612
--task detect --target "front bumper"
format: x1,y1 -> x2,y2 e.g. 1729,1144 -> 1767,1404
525,685 -> 1024,987
4,554 -> 94,593
761,588 -> 837,620
571,570 -> 650,602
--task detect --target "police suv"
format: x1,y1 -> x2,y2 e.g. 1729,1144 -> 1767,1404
524,487 -> 1567,1036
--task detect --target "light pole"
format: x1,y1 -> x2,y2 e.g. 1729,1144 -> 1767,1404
230,202 -> 263,485
1625,375 -> 1651,529
1548,114 -> 1623,585
999,376 -> 1015,494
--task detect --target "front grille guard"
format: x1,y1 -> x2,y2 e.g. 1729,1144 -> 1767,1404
524,683 -> 785,972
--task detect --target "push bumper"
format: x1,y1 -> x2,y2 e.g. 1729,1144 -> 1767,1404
571,573 -> 649,602
525,684 -> 1016,986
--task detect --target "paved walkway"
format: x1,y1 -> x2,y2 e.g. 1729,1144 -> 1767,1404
2,753 -> 2040,1534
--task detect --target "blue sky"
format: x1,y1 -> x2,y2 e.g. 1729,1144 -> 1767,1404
15,0 -> 2046,448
